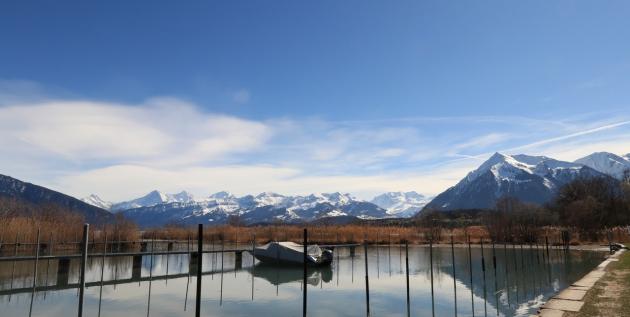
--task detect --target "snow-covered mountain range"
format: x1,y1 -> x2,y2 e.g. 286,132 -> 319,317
81,190 -> 422,227
370,192 -> 431,217
79,151 -> 630,224
424,152 -> 625,211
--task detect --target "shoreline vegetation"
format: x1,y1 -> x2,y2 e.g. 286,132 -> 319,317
1,221 -> 627,255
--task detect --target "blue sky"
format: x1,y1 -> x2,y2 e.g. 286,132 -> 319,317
1,1 -> 630,201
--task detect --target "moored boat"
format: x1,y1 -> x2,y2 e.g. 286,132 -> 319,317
253,241 -> 333,266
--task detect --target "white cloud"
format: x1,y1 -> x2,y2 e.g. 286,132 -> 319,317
0,98 -> 272,165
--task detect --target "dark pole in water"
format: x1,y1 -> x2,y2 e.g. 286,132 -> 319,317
405,241 -> 410,317
388,233 -> 392,277
503,242 -> 510,308
195,224 -> 202,317
430,239 -> 435,317
492,240 -> 498,316
10,232 -> 19,298
147,234 -> 155,317
45,232 -> 52,298
468,236 -> 475,317
545,236 -> 550,260
220,236 -> 224,306
480,239 -> 487,317
303,228 -> 307,317
512,243 -> 519,303
252,234 -> 256,301
364,241 -> 370,316
451,235 -> 457,317
376,232 -> 380,279
98,232 -> 107,317
165,239 -> 170,285
519,243 -> 526,298
78,224 -> 89,317
28,228 -> 40,317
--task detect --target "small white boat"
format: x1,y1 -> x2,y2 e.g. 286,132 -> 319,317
253,241 -> 333,266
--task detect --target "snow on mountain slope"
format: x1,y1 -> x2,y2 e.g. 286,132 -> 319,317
424,152 -> 607,211
81,194 -> 113,210
111,190 -> 194,211
118,191 -> 389,227
171,191 -> 195,203
254,192 -> 287,207
575,152 -> 630,179
371,191 -> 431,217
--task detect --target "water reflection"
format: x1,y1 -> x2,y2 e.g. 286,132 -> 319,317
0,245 -> 603,317
250,263 -> 332,286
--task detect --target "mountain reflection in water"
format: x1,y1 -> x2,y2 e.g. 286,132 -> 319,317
0,245 -> 604,317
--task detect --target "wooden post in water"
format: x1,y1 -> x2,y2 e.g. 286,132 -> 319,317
78,224 -> 89,317
45,233 -> 53,291
376,231 -> 380,279
451,236 -> 457,317
184,235 -> 191,312
166,241 -> 170,284
220,237 -> 224,305
519,244 -> 526,298
405,241 -> 410,317
28,228 -> 41,317
364,241 -> 370,316
97,233 -> 107,317
195,224 -> 202,317
430,239 -> 435,317
512,243 -> 519,303
10,232 -> 19,293
503,242 -> 510,308
492,240 -> 498,315
545,236 -> 550,260
252,234 -> 256,301
303,229 -> 307,317
480,239 -> 487,317
468,236 -> 474,316
147,234 -> 155,317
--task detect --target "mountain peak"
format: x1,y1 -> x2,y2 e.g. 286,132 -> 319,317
172,191 -> 194,202
575,152 -> 630,179
425,151 -> 612,211
371,191 -> 431,217
466,152 -> 531,183
81,194 -> 113,210
256,191 -> 284,198
145,190 -> 167,200
209,191 -> 234,200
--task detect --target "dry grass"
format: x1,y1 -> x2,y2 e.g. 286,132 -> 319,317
144,225 -> 494,245
566,249 -> 630,317
0,214 -> 138,254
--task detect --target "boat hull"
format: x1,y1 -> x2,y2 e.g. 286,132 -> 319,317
252,242 -> 333,266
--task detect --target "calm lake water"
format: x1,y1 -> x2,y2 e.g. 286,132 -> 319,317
0,244 -> 604,317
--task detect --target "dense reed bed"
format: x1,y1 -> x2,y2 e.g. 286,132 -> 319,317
142,224 -> 630,245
